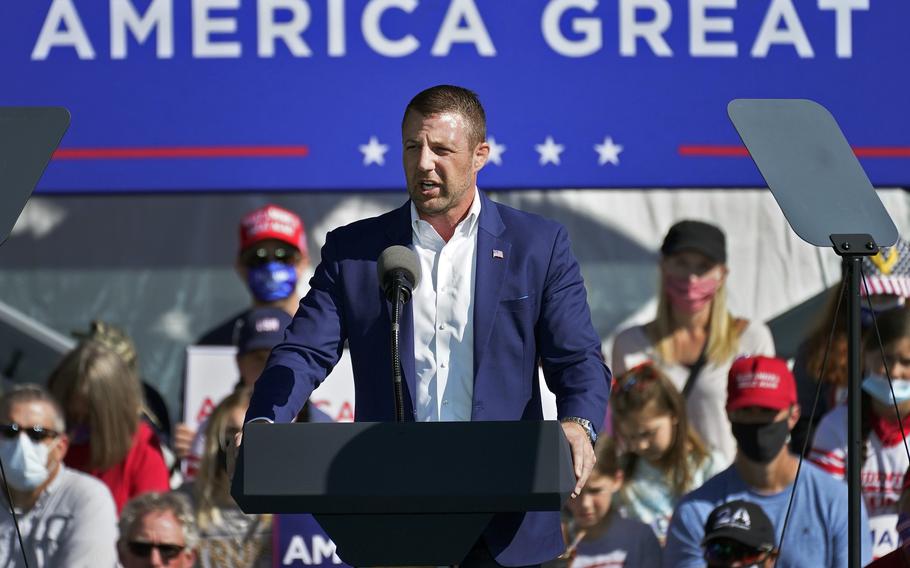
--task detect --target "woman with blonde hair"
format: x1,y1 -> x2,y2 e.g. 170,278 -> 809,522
181,387 -> 271,568
47,340 -> 169,512
611,220 -> 775,464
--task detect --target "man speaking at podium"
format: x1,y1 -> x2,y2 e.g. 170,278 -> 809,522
243,85 -> 610,567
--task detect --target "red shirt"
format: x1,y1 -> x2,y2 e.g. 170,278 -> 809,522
65,421 -> 170,513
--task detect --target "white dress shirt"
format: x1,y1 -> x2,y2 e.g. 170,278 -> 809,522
410,189 -> 481,422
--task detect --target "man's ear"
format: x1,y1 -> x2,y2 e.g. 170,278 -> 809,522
473,142 -> 490,172
609,470 -> 624,492
52,433 -> 69,466
788,404 -> 801,429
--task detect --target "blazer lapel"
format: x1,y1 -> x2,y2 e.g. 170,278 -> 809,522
383,201 -> 417,419
473,192 -> 510,380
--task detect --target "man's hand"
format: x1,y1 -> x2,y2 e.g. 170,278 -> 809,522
561,421 -> 595,499
227,431 -> 243,480
173,423 -> 196,461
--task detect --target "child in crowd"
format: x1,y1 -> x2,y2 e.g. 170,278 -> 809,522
810,306 -> 910,559
611,362 -> 726,542
560,437 -> 660,567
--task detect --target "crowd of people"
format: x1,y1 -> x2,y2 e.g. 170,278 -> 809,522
0,202 -> 905,567
1,83 -> 909,567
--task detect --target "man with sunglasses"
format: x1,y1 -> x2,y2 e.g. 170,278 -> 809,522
663,356 -> 871,567
0,384 -> 118,567
179,205 -> 311,463
118,492 -> 197,568
196,203 -> 310,347
701,500 -> 778,568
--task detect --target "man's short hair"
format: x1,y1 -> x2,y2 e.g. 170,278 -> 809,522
119,492 -> 199,551
0,384 -> 65,432
403,85 -> 487,148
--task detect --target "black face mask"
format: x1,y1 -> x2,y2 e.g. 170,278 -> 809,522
731,418 -> 790,464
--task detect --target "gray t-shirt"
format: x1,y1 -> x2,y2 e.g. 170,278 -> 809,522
611,321 -> 775,463
0,465 -> 118,568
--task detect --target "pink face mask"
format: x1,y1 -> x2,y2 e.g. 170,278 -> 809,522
664,273 -> 720,313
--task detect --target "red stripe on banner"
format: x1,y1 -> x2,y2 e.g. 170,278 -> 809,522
52,145 -> 310,160
679,145 -> 910,158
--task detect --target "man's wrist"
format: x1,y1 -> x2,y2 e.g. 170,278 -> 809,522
561,417 -> 597,445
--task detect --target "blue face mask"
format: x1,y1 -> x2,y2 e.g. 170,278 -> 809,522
247,261 -> 298,302
862,374 -> 910,406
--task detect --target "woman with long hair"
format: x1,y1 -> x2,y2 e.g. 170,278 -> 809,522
810,306 -> 910,559
47,340 -> 169,513
611,220 -> 775,464
182,387 -> 271,568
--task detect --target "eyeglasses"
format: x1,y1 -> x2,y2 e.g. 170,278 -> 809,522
0,423 -> 59,443
704,539 -> 772,566
127,541 -> 186,561
241,245 -> 299,267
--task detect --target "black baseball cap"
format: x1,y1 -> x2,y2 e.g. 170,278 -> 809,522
661,220 -> 727,264
702,500 -> 775,551
233,307 -> 292,355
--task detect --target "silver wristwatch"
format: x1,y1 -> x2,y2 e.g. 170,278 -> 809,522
561,417 -> 597,445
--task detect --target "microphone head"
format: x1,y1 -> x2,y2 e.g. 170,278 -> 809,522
377,245 -> 421,300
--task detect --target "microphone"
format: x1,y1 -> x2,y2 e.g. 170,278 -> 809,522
377,245 -> 420,423
377,245 -> 421,304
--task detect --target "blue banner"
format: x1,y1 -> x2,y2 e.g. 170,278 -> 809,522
2,0 -> 908,193
273,514 -> 350,567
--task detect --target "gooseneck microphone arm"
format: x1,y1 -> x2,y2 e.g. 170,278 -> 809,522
377,246 -> 421,423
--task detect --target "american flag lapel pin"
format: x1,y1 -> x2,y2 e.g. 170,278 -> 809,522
492,249 -> 504,259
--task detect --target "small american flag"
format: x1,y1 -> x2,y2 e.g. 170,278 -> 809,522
492,249 -> 504,259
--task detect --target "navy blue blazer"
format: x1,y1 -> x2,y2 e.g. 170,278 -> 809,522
247,191 -> 610,565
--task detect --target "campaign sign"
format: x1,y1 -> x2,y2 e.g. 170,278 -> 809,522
273,514 -> 349,568
2,1 -> 908,192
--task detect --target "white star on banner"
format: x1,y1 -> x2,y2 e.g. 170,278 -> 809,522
487,136 -> 506,166
359,136 -> 388,166
594,136 -> 623,166
535,136 -> 564,166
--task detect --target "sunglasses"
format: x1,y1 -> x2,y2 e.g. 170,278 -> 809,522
241,245 -> 299,268
704,539 -> 772,566
127,541 -> 185,561
0,423 -> 59,443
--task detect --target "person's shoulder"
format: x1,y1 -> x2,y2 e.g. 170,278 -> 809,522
815,403 -> 848,431
612,514 -> 659,542
58,466 -> 117,508
489,198 -> 564,238
737,320 -> 774,347
800,459 -> 848,491
612,324 -> 651,354
327,202 -> 407,241
196,309 -> 249,346
677,464 -> 739,506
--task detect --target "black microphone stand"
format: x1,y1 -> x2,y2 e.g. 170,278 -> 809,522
390,279 -> 406,423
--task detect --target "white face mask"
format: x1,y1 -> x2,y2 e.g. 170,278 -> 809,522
862,374 -> 910,406
0,434 -> 53,491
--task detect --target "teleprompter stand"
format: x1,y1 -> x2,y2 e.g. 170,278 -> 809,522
0,108 -> 70,245
729,99 -> 899,568
231,421 -> 575,566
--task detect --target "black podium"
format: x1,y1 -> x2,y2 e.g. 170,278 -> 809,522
231,421 -> 575,566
